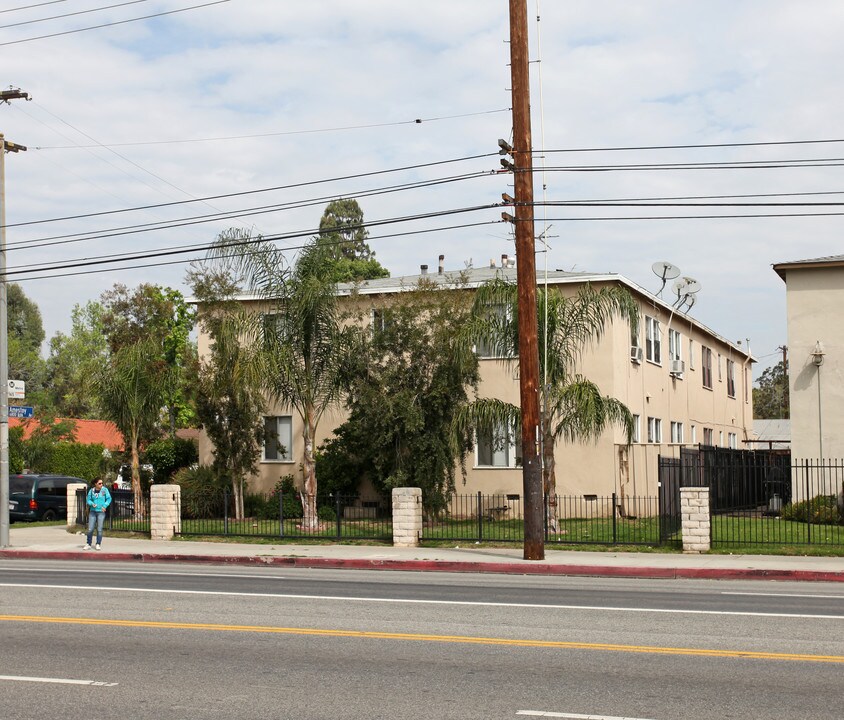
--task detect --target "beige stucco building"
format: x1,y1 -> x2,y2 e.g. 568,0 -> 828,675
198,262 -> 754,501
774,255 -> 844,463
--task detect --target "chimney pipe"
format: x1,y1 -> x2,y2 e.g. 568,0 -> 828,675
420,264 -> 428,275
489,258 -> 496,268
438,254 -> 444,275
502,254 -> 508,267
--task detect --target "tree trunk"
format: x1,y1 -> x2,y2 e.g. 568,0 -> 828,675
542,419 -> 558,533
300,409 -> 319,530
130,428 -> 143,519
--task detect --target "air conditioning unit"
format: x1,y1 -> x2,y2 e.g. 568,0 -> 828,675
630,346 -> 643,363
670,359 -> 685,375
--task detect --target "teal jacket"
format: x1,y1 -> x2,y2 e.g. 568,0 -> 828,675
86,486 -> 112,513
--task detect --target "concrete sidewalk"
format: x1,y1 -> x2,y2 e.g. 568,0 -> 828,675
2,524 -> 844,583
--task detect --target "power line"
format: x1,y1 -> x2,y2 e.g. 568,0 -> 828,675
540,158 -> 844,172
8,218 -> 502,282
0,0 -> 65,14
536,211 -> 844,221
540,138 -> 844,154
0,0 -> 229,46
2,152 -> 497,230
0,0 -> 152,30
7,170 -> 494,251
33,109 -> 511,149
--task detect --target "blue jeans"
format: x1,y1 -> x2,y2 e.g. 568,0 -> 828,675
87,511 -> 105,545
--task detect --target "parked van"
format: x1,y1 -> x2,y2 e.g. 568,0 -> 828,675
8,474 -> 86,522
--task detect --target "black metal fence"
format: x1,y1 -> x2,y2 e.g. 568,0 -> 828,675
178,489 -> 392,542
422,492 -> 678,547
74,488 -> 151,534
659,450 -> 844,547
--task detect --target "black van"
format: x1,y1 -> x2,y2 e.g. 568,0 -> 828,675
8,474 -> 85,522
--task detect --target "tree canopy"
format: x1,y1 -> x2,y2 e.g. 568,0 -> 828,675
314,199 -> 389,283
753,360 -> 789,419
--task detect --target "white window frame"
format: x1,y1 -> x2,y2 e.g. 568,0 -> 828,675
726,359 -> 736,398
688,338 -> 695,369
668,328 -> 682,362
717,353 -> 723,382
632,414 -> 640,443
690,425 -> 697,444
263,415 -> 293,462
476,304 -> 514,359
476,422 -> 521,468
703,427 -> 713,445
670,421 -> 684,444
702,346 -> 713,389
728,432 -> 738,450
645,316 -> 661,364
647,417 -> 662,444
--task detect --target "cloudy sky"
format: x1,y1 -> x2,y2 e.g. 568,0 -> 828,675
2,0 -> 843,376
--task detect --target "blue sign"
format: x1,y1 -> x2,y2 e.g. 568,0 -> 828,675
8,406 -> 33,418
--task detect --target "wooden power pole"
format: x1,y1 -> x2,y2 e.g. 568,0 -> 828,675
508,0 -> 544,560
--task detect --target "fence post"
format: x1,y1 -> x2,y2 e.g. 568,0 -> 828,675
223,489 -> 229,535
805,459 -> 812,544
67,483 -> 87,527
612,492 -> 617,544
477,491 -> 483,542
279,489 -> 284,538
543,494 -> 548,542
391,487 -> 422,547
680,486 -> 710,553
150,484 -> 181,541
335,494 -> 342,540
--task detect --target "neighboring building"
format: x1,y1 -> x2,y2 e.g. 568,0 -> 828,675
197,260 -> 754,500
751,418 -> 791,451
774,254 -> 844,462
9,417 -> 125,452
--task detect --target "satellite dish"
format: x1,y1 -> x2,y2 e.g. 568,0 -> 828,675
679,276 -> 701,294
651,261 -> 680,297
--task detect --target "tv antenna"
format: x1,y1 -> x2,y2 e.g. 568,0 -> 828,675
651,261 -> 680,298
671,276 -> 702,312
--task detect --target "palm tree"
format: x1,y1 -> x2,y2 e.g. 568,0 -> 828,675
459,277 -> 638,530
205,232 -> 347,529
96,339 -> 169,515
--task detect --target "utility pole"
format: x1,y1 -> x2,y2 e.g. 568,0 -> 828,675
0,87 -> 29,548
507,0 -> 543,560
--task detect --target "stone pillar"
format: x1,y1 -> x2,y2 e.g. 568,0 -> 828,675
150,484 -> 181,541
67,482 -> 87,526
680,486 -> 710,553
392,487 -> 422,547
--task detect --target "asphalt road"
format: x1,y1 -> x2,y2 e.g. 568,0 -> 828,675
1,559 -> 843,720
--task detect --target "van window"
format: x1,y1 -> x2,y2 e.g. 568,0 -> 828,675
37,478 -> 58,496
10,476 -> 35,496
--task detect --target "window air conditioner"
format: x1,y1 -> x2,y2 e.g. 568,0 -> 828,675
630,346 -> 643,363
670,359 -> 685,375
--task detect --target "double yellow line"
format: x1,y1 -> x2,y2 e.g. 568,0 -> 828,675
3,614 -> 843,664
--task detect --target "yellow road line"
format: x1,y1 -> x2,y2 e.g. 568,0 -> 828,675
2,614 -> 842,664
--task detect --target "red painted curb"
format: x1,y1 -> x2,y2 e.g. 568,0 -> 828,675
1,549 -> 843,583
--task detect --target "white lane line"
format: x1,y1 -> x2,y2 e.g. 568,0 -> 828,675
3,583 -> 844,620
0,566 -> 288,581
0,675 -> 118,687
723,591 -> 844,600
517,712 -> 654,719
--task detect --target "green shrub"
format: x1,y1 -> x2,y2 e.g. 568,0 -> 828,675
144,437 -> 199,483
317,505 -> 336,523
49,442 -> 106,482
270,475 -> 303,519
781,494 -> 843,525
173,464 -> 226,519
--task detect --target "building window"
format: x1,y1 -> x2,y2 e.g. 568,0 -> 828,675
647,417 -> 662,444
744,367 -> 749,403
371,308 -> 393,334
476,304 -> 513,359
630,326 -> 642,363
690,425 -> 697,444
688,339 -> 695,369
670,421 -> 684,444
645,316 -> 661,364
726,359 -> 736,398
668,329 -> 682,362
703,427 -> 713,445
702,346 -> 713,389
263,416 -> 293,462
719,431 -> 724,447
476,423 -> 521,468
632,414 -> 640,443
728,432 -> 738,449
717,353 -> 722,382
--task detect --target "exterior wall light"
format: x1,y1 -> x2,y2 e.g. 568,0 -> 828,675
811,340 -> 825,367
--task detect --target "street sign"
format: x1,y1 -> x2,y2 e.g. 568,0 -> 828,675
8,406 -> 33,419
8,380 -> 25,399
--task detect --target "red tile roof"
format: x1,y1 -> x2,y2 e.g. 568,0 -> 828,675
9,418 -> 125,451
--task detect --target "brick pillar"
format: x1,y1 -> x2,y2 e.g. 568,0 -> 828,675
680,486 -> 710,553
392,487 -> 422,547
150,484 -> 181,541
67,482 -> 87,526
